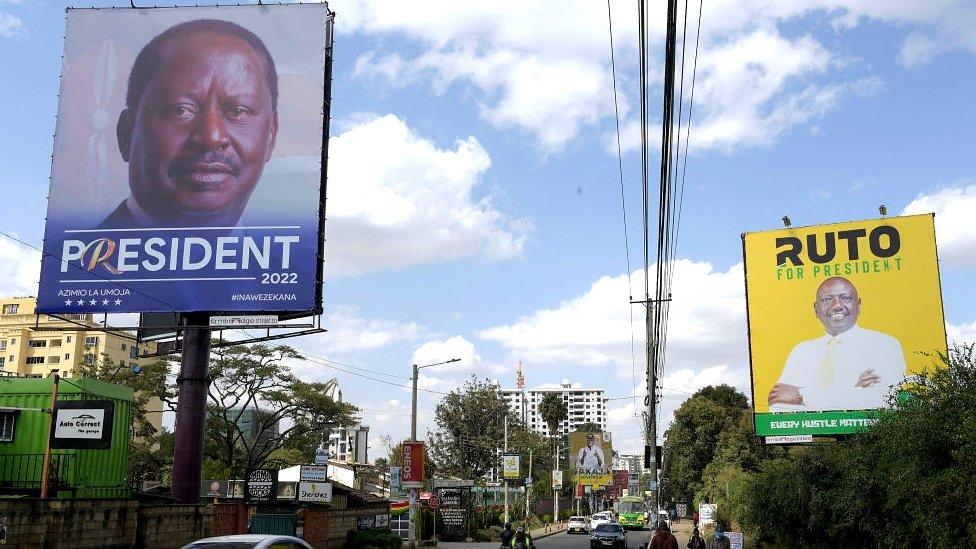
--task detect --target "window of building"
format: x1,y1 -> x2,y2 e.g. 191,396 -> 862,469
130,347 -> 138,359
0,357 -> 4,367
50,339 -> 61,347
7,356 -> 12,363
25,357 -> 45,365
66,336 -> 72,343
48,356 -> 60,364
0,341 -> 4,351
64,353 -> 70,360
2,304 -> 18,315
84,336 -> 98,347
9,339 -> 15,345
83,354 -> 95,366
121,342 -> 126,351
0,413 -> 15,442
28,340 -> 46,348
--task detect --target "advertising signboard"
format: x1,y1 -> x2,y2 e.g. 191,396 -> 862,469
502,453 -> 520,480
699,503 -> 716,526
389,466 -> 403,497
299,465 -> 328,482
37,3 -> 330,315
570,430 -> 613,487
298,481 -> 332,503
246,469 -> 277,503
744,214 -> 947,437
402,441 -> 425,487
51,400 -> 115,449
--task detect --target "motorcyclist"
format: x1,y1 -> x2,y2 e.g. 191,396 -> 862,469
511,526 -> 534,548
499,522 -> 515,548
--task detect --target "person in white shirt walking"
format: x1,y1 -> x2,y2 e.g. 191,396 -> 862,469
768,276 -> 906,411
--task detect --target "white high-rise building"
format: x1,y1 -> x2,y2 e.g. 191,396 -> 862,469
499,379 -> 609,436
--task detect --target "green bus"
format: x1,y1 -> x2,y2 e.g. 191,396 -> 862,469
617,495 -> 646,530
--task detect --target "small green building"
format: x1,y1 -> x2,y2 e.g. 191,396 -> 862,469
0,377 -> 133,498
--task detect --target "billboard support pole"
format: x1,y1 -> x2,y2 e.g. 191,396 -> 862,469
172,313 -> 212,503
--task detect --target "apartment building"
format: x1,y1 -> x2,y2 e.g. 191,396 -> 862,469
0,296 -> 162,432
499,379 -> 609,437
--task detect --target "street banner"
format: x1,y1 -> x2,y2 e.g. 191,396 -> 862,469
551,469 -> 563,489
299,464 -> 328,482
743,214 -> 947,436
727,532 -> 744,549
502,453 -> 520,480
402,441 -> 425,487
676,503 -> 687,518
37,4 -> 330,315
570,430 -> 613,487
389,466 -> 403,497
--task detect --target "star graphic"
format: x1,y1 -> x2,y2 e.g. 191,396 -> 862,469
102,299 -> 109,305
114,299 -> 122,306
64,299 -> 72,306
89,298 -> 96,306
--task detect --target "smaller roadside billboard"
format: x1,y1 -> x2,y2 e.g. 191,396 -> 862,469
570,430 -> 613,487
502,453 -> 520,480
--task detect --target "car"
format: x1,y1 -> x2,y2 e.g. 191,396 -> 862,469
590,512 -> 613,530
568,516 -> 590,534
590,523 -> 627,548
180,534 -> 313,549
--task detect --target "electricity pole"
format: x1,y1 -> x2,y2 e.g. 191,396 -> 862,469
410,357 -> 460,546
503,415 -> 509,524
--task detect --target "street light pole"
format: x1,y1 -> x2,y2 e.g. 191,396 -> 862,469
409,357 -> 460,545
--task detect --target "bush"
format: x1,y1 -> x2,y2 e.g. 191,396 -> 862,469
345,528 -> 402,549
473,528 -> 495,542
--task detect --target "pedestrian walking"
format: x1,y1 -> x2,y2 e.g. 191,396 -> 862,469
648,521 -> 679,549
687,527 -> 706,549
692,511 -> 699,527
706,524 -> 731,549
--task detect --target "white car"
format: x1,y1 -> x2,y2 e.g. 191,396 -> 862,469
567,516 -> 589,534
181,534 -> 313,549
590,512 -> 613,530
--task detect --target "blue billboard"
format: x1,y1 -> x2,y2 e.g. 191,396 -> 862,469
37,5 -> 329,314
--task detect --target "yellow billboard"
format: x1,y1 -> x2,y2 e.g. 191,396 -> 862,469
743,214 -> 947,436
570,430 -> 612,487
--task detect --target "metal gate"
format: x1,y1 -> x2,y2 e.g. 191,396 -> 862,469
249,514 -> 296,536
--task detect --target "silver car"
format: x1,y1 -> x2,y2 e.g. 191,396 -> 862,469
181,534 -> 313,549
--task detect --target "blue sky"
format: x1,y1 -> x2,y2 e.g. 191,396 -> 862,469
1,0 -> 975,457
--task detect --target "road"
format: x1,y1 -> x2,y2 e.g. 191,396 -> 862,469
441,530 -> 652,549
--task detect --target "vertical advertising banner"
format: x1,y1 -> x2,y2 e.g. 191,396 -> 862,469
551,469 -> 563,489
570,430 -> 613,487
401,441 -> 425,488
743,214 -> 947,437
501,453 -> 520,480
37,4 -> 330,314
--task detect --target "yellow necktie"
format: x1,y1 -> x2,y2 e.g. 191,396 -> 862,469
818,337 -> 839,389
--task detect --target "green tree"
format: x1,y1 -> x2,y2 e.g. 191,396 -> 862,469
427,375 -> 522,479
538,392 -> 567,440
203,343 -> 358,477
661,384 -> 749,504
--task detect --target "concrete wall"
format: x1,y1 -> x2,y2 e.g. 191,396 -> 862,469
0,499 -> 212,548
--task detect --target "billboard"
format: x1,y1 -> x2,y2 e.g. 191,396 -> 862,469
743,214 -> 947,437
570,430 -> 613,487
37,4 -> 330,315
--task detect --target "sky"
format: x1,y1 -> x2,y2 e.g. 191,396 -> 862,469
1,0 -> 975,460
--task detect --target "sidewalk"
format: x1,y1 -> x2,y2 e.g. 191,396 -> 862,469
529,521 -> 566,540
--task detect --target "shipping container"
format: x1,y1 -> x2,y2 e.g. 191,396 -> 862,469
0,376 -> 133,498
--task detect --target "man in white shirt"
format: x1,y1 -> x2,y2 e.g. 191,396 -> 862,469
768,276 -> 906,412
576,433 -> 606,473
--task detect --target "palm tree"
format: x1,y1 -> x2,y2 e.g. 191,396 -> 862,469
539,393 -> 567,439
538,393 -> 567,521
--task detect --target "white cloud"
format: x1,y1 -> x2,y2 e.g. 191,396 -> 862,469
947,320 -> 976,346
901,180 -> 976,268
312,306 -> 425,354
325,114 -> 528,276
0,12 -> 24,39
479,260 -> 746,372
342,1 -> 976,153
0,237 -> 39,297
412,335 -> 480,371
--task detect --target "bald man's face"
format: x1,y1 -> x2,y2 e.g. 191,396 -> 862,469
118,31 -> 278,226
814,278 -> 861,336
